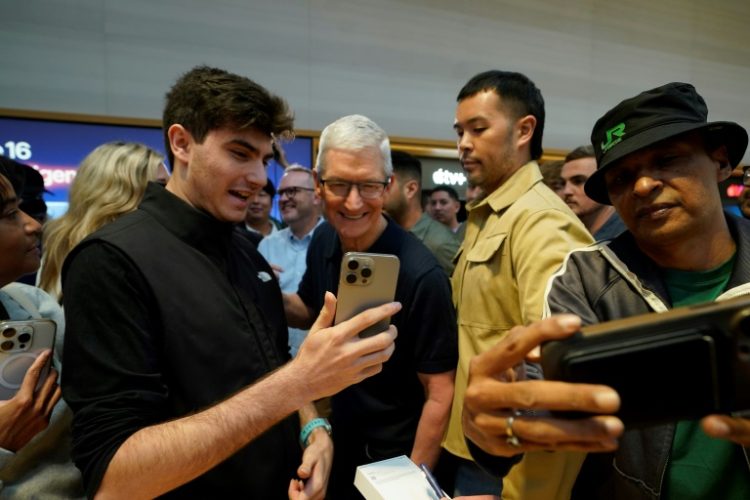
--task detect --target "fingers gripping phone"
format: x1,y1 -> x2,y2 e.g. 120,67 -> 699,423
0,320 -> 56,400
334,252 -> 400,338
541,295 -> 750,425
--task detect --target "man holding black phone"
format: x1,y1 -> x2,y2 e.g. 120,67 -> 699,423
462,82 -> 750,499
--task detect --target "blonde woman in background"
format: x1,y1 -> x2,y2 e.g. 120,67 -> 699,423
39,142 -> 166,302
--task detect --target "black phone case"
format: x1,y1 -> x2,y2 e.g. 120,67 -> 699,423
541,295 -> 750,424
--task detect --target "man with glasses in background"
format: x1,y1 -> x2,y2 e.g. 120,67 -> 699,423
284,115 -> 458,498
259,165 -> 323,356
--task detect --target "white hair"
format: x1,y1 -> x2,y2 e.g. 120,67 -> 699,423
315,114 -> 392,178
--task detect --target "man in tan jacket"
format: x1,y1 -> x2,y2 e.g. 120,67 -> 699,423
442,70 -> 591,497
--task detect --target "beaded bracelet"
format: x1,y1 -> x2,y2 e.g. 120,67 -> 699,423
299,417 -> 332,448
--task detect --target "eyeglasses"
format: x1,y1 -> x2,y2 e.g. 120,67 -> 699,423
743,167 -> 750,187
319,179 -> 389,199
277,186 -> 315,199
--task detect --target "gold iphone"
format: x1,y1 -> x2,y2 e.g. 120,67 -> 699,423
334,252 -> 400,338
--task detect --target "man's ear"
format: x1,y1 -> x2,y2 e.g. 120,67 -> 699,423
167,124 -> 192,169
312,169 -> 323,197
312,190 -> 322,206
403,179 -> 419,202
515,115 -> 537,152
711,144 -> 732,182
311,175 -> 323,206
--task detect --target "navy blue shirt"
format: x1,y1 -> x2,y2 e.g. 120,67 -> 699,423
297,218 -> 458,446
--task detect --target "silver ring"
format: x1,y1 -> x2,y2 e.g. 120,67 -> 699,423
505,409 -> 523,448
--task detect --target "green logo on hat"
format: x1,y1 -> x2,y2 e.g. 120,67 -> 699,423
601,123 -> 626,153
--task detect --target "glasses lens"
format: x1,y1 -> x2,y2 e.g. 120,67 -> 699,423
325,181 -> 350,197
743,169 -> 750,187
359,183 -> 385,199
323,180 -> 385,198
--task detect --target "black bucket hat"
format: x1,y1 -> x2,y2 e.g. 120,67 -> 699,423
585,82 -> 748,205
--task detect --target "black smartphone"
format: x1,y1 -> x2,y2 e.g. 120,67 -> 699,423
541,295 -> 750,425
334,252 -> 400,338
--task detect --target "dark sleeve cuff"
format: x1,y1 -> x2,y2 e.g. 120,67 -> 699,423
465,437 -> 523,479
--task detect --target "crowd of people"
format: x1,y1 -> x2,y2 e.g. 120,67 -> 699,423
0,64 -> 749,500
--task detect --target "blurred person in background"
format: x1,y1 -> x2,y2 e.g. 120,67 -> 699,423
258,165 -> 322,356
465,180 -> 485,205
429,185 -> 462,233
38,142 -> 165,302
561,145 -> 625,241
539,159 -> 565,198
384,151 -> 459,274
242,178 -> 284,245
0,164 -> 83,498
0,157 -> 51,286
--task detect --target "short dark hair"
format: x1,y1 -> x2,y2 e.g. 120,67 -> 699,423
262,178 -> 276,197
0,156 -> 26,195
457,70 -> 545,160
540,159 -> 564,191
0,173 -> 15,215
390,150 -> 422,188
163,66 -> 294,167
565,144 -> 595,163
431,184 -> 459,201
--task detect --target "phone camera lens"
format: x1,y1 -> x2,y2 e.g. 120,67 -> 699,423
0,341 -> 13,351
17,333 -> 31,344
361,267 -> 372,278
347,259 -> 359,271
346,273 -> 357,284
2,328 -> 15,339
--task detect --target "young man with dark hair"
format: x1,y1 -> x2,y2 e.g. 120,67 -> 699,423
443,69 -> 591,497
241,178 -> 284,245
561,144 -> 625,241
463,82 -> 750,499
429,185 -> 462,233
61,66 -> 399,499
385,151 -> 459,273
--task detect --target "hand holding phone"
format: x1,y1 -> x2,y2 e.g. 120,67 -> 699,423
0,349 -> 60,451
541,296 -> 750,425
0,319 -> 56,400
294,291 -> 401,401
334,252 -> 400,338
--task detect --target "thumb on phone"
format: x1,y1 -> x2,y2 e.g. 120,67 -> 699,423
309,292 -> 337,333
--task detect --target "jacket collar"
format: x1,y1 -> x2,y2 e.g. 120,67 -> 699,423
606,212 -> 750,307
139,182 -> 235,266
469,161 -> 542,215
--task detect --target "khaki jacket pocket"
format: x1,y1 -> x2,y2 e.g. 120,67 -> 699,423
465,233 -> 506,263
